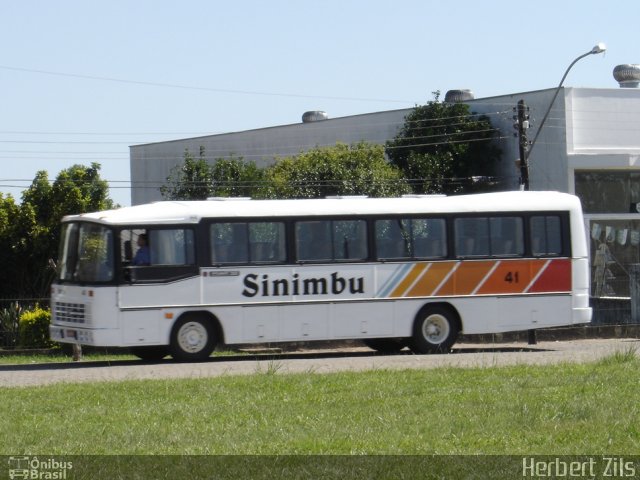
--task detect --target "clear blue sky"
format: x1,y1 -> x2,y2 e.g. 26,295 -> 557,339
1,0 -> 637,206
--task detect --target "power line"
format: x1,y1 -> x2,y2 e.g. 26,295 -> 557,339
0,64 -> 413,104
1,175 -> 519,190
0,130 -> 218,136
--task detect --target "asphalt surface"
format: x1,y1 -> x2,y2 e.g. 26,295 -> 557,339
1,338 -> 638,388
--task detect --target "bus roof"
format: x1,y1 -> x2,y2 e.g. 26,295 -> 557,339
63,191 -> 584,226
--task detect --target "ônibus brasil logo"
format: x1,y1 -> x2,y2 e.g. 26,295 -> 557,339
7,457 -> 73,480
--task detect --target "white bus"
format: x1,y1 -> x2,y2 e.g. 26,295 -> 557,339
50,191 -> 591,361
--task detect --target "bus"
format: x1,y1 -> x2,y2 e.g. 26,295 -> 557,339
49,191 -> 592,361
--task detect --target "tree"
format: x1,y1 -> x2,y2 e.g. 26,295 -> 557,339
49,162 -> 114,220
160,147 -> 213,200
265,142 -> 409,199
386,92 -> 502,194
0,194 -> 21,296
210,156 -> 265,198
160,148 -> 264,200
0,163 -> 114,298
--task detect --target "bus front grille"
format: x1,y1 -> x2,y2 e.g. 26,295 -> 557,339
53,302 -> 88,324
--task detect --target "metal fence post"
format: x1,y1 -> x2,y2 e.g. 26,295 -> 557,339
630,264 -> 640,324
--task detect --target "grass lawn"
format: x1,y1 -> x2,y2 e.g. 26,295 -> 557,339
0,351 -> 137,364
1,351 -> 638,456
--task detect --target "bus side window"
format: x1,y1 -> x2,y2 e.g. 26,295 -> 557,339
412,218 -> 447,258
249,222 -> 286,263
296,221 -> 332,262
455,217 -> 489,257
489,217 -> 524,257
210,223 -> 248,264
147,229 -> 194,265
375,219 -> 409,259
333,220 -> 367,261
531,215 -> 562,256
121,229 -> 147,265
124,240 -> 132,262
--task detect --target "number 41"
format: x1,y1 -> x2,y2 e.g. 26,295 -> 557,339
504,271 -> 520,283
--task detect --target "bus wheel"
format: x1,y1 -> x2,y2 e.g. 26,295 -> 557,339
411,305 -> 459,354
131,346 -> 168,361
169,315 -> 216,362
363,338 -> 406,353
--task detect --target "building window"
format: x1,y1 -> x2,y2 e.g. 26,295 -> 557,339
575,171 -> 640,213
590,219 -> 640,298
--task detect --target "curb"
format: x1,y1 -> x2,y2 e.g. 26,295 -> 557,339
460,324 -> 640,343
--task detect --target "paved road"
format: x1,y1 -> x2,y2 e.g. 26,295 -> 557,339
1,338 -> 638,388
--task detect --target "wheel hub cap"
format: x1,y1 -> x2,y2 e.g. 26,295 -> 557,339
178,321 -> 208,353
423,314 -> 450,344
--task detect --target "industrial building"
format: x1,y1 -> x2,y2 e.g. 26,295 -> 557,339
130,65 -> 640,320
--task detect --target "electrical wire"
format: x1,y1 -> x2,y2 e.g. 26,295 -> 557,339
0,64 -> 413,104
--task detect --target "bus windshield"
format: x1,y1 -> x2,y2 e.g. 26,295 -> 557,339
57,222 -> 114,283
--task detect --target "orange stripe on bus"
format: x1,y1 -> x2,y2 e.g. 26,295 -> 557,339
389,258 -> 572,299
390,263 -> 429,297
407,262 -> 456,297
436,260 -> 496,296
475,259 -> 547,295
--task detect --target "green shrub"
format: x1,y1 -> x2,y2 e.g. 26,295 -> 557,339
19,306 -> 53,349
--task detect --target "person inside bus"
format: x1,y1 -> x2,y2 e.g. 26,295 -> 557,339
132,233 -> 151,266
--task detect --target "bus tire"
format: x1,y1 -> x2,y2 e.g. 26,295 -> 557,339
410,305 -> 459,354
363,338 -> 406,353
131,346 -> 168,361
169,314 -> 216,362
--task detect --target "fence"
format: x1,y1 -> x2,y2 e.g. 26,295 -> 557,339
0,297 -> 49,349
1,289 -> 638,350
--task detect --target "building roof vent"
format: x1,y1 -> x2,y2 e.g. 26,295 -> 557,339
613,64 -> 640,88
444,89 -> 475,103
302,111 -> 329,123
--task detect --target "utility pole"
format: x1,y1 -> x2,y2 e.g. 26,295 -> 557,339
516,99 -> 530,191
515,99 -> 537,344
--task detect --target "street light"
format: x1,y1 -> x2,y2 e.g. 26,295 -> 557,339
521,42 -> 607,189
522,43 -> 605,346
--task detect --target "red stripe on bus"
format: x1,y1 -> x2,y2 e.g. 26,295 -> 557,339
527,258 -> 572,293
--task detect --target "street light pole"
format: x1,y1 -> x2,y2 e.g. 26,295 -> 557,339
523,43 -> 606,345
522,43 -> 607,190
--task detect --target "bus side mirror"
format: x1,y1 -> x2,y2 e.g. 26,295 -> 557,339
124,240 -> 132,261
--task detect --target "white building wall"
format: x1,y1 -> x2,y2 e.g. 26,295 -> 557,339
566,87 -> 640,154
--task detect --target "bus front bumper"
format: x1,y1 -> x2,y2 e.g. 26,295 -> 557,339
49,325 -> 122,346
